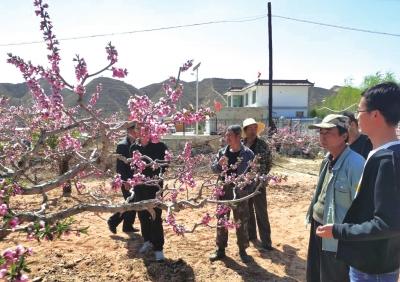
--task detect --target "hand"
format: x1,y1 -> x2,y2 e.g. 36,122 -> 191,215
218,156 -> 228,167
316,224 -> 334,238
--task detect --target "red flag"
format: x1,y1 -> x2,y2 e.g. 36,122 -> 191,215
214,100 -> 222,112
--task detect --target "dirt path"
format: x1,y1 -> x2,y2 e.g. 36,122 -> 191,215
1,157 -> 321,282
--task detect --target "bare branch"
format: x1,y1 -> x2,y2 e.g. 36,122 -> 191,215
21,158 -> 96,195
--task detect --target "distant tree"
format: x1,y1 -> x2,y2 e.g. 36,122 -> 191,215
314,72 -> 399,117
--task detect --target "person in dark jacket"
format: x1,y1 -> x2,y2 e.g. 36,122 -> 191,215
107,124 -> 139,234
342,111 -> 373,159
242,118 -> 273,251
131,125 -> 168,262
316,82 -> 400,281
209,125 -> 255,263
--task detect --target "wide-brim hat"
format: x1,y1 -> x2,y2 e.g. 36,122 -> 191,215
242,118 -> 266,137
308,114 -> 350,130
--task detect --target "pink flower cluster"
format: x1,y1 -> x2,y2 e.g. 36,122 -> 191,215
164,150 -> 173,162
111,174 -> 123,191
58,134 -> 81,152
165,212 -> 186,236
130,151 -> 146,173
106,42 -> 118,64
201,213 -> 212,225
111,67 -> 128,78
73,55 -> 88,81
180,59 -> 194,72
0,245 -> 32,281
88,84 -> 102,109
216,204 -> 231,216
172,107 -> 212,125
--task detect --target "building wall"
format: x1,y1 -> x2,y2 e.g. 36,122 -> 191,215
239,85 -> 309,117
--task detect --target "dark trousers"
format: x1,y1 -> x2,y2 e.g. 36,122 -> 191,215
306,219 -> 350,282
135,184 -> 164,251
216,183 -> 250,251
248,183 -> 272,246
108,186 -> 136,230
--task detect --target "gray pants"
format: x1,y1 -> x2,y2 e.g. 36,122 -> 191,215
216,183 -> 250,250
248,183 -> 272,247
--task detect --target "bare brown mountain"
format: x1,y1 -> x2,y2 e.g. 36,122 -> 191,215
0,77 -> 247,115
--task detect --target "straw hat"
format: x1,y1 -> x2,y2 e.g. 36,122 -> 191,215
242,118 -> 266,137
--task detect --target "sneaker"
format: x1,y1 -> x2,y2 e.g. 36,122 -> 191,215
209,248 -> 226,262
154,251 -> 165,262
139,241 -> 153,254
239,249 -> 251,263
107,219 -> 117,234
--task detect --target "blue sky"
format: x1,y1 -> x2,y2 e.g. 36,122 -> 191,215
0,0 -> 399,89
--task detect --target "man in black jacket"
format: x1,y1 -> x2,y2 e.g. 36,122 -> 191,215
107,124 -> 139,234
131,125 -> 168,262
316,82 -> 400,281
342,111 -> 373,159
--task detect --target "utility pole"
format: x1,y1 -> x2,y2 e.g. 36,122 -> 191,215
193,62 -> 201,135
267,2 -> 276,135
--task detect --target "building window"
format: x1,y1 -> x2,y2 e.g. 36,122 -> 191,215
245,93 -> 248,106
296,111 -> 304,118
232,95 -> 243,107
228,96 -> 232,107
252,90 -> 256,104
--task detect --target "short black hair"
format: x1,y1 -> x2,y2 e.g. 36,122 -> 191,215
226,125 -> 242,136
342,111 -> 358,126
361,82 -> 400,126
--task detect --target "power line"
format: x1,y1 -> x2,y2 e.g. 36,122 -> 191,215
1,13 -> 399,47
272,15 -> 400,38
0,15 -> 267,47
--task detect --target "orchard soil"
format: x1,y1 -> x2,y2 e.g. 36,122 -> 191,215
1,157 -> 321,282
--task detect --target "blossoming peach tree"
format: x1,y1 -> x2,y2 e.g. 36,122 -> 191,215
0,1 -> 284,280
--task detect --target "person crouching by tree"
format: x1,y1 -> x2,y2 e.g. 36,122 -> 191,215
131,125 -> 168,262
306,114 -> 365,282
107,124 -> 139,234
242,118 -> 273,251
209,125 -> 255,263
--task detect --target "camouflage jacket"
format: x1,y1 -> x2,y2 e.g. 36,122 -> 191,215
243,137 -> 272,175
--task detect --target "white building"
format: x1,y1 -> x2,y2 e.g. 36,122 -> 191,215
225,79 -> 314,118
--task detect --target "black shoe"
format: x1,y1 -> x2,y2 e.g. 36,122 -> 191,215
122,227 -> 139,233
107,220 -> 117,234
239,249 -> 251,263
209,248 -> 225,262
261,243 -> 274,251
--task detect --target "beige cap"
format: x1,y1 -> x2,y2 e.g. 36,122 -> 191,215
309,114 -> 350,130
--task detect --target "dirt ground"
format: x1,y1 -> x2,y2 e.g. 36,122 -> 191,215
1,157 -> 321,282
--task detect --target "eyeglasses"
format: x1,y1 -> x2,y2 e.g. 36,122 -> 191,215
355,109 -> 369,114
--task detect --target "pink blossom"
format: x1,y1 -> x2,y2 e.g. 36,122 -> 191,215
58,134 -> 81,151
15,274 -> 29,282
111,67 -> 128,78
111,174 -> 122,191
106,42 -> 118,64
201,213 -> 212,225
164,150 -> 173,162
9,217 -> 20,229
180,59 -> 194,72
74,84 -> 86,96
0,204 -> 8,216
130,151 -> 146,173
0,269 -> 7,279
